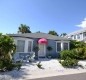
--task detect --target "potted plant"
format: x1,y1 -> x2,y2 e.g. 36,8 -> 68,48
47,46 -> 52,59
33,45 -> 39,60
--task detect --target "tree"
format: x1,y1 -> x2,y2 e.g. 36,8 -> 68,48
18,24 -> 31,33
48,30 -> 59,36
60,33 -> 67,37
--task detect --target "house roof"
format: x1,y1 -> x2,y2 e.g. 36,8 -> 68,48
67,28 -> 86,36
7,33 -> 70,41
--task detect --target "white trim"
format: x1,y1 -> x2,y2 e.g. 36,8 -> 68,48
13,37 -> 33,41
44,44 -> 46,56
31,41 -> 33,52
16,40 -> 25,53
61,42 -> 63,51
13,37 -> 33,53
56,41 -> 61,53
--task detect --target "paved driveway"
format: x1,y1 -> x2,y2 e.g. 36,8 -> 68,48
30,72 -> 86,80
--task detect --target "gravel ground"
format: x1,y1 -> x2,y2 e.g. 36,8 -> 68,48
0,59 -> 86,80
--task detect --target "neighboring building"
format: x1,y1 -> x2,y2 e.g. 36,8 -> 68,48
66,28 -> 86,42
8,33 -> 70,60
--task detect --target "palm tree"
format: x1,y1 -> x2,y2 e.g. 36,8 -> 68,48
18,24 -> 31,33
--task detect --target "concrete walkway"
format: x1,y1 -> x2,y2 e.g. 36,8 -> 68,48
29,72 -> 86,80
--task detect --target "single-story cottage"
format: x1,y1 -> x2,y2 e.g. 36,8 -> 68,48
8,33 -> 70,60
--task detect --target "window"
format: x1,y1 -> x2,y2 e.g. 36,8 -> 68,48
83,32 -> 86,37
57,42 -> 61,52
28,41 -> 32,52
63,43 -> 68,50
71,35 -> 73,38
85,34 -> 86,36
74,35 -> 76,39
16,40 -> 25,52
77,34 -> 80,39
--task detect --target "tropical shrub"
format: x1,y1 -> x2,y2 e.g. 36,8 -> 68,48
60,50 -> 73,60
0,59 -> 15,71
71,48 -> 84,59
60,40 -> 86,67
61,57 -> 78,68
60,48 -> 86,60
0,33 -> 16,71
14,61 -> 22,70
37,62 -> 42,69
71,48 -> 86,59
0,33 -> 16,58
6,62 -> 15,71
83,48 -> 86,58
70,40 -> 86,50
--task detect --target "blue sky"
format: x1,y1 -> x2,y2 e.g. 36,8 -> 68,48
0,0 -> 86,35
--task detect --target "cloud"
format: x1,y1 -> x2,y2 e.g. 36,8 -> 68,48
76,18 -> 86,28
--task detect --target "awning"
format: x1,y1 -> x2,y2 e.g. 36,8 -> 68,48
38,38 -> 47,44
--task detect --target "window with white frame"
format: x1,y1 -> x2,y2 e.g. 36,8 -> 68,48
74,35 -> 76,39
83,32 -> 86,37
63,43 -> 68,50
28,41 -> 32,52
71,35 -> 73,38
16,40 -> 25,52
57,42 -> 61,52
77,34 -> 80,39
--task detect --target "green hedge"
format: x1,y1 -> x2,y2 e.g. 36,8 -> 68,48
0,59 -> 22,71
61,57 -> 78,68
60,48 -> 86,60
60,48 -> 86,67
60,50 -> 73,60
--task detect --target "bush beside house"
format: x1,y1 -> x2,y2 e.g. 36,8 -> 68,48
61,57 -> 78,68
0,33 -> 21,72
60,50 -> 78,68
60,48 -> 86,60
70,40 -> 86,50
60,40 -> 86,68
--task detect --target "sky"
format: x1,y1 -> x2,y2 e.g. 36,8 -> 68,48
0,0 -> 86,35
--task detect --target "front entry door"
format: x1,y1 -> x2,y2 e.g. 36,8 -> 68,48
38,44 -> 46,57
